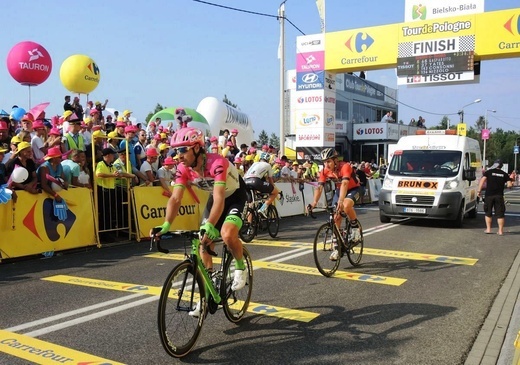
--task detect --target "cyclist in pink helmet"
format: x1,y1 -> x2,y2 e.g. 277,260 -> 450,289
153,127 -> 249,303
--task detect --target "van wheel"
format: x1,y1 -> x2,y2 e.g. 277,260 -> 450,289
452,203 -> 464,228
467,206 -> 477,219
380,212 -> 391,223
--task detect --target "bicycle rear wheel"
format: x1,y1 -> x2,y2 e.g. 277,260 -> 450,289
266,205 -> 280,238
158,261 -> 205,358
345,221 -> 364,267
313,223 -> 341,277
239,208 -> 257,243
221,246 -> 253,323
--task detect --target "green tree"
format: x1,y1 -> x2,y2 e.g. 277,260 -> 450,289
258,130 -> 269,146
269,133 -> 280,149
223,95 -> 238,109
145,103 -> 166,123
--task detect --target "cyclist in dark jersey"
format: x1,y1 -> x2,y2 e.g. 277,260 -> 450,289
153,127 -> 248,294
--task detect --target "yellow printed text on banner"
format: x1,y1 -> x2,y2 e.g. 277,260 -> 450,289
476,9 -> 520,59
0,189 -> 97,260
325,24 -> 399,72
0,329 -> 125,365
132,186 -> 209,239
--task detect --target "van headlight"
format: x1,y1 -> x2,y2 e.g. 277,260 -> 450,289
383,176 -> 394,189
444,179 -> 459,190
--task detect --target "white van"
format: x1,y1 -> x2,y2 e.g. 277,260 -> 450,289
379,130 -> 482,227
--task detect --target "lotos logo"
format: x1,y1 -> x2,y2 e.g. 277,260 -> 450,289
87,62 -> 100,75
297,95 -> 322,103
412,4 -> 427,20
345,32 -> 374,53
356,127 -> 383,135
504,14 -> 520,35
299,113 -> 320,126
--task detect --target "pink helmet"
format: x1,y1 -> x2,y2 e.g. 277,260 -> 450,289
231,128 -> 238,134
170,127 -> 204,148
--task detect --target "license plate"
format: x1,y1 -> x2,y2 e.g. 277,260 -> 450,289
404,207 -> 426,214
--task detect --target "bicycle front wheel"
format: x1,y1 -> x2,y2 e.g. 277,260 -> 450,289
239,208 -> 257,243
345,221 -> 364,267
221,246 -> 253,323
266,205 -> 280,238
158,261 -> 206,358
313,223 -> 341,277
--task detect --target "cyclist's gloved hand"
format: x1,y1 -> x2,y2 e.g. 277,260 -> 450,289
200,222 -> 219,240
157,222 -> 171,235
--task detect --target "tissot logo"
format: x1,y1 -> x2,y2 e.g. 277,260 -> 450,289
302,73 -> 319,83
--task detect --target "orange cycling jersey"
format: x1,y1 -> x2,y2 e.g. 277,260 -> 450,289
318,161 -> 360,191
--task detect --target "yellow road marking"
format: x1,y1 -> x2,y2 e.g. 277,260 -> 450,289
42,275 -> 318,323
145,253 -> 406,286
248,239 -> 478,265
0,329 -> 125,365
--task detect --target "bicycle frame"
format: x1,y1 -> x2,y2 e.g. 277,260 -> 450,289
151,229 -> 223,305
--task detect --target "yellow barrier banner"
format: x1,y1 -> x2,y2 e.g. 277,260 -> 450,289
0,188 -> 97,260
132,186 -> 209,239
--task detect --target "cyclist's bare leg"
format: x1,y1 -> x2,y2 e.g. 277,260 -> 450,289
343,198 -> 358,222
266,187 -> 280,206
220,222 -> 244,263
199,238 -> 214,271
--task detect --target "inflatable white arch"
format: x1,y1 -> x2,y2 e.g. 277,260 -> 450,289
196,97 -> 255,146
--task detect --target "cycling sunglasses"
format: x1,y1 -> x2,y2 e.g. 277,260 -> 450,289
177,146 -> 192,154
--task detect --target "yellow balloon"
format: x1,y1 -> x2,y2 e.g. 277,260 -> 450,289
60,54 -> 101,94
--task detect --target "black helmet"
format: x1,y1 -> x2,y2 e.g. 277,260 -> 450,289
320,148 -> 337,160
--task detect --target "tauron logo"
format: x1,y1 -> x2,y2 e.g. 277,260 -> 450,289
345,33 -> 374,53
504,15 -> 520,35
28,48 -> 44,62
412,4 -> 427,20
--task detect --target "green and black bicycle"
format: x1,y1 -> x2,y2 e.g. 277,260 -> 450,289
151,228 -> 253,358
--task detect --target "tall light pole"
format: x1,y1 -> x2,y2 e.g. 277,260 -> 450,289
483,108 -> 496,169
278,1 -> 287,155
458,98 -> 482,124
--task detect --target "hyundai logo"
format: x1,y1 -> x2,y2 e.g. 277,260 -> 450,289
302,73 -> 319,83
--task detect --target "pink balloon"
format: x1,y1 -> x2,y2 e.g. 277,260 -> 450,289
6,41 -> 52,86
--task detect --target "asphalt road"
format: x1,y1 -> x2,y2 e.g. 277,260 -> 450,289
1,189 -> 520,365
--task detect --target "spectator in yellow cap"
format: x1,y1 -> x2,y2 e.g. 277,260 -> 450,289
5,141 -> 39,193
106,131 -> 119,152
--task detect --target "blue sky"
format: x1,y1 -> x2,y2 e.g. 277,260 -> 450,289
1,0 -> 518,137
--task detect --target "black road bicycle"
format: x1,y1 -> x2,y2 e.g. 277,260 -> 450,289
307,204 -> 364,277
151,228 -> 253,358
239,188 -> 281,242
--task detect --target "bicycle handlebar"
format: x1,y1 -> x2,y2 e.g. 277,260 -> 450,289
307,204 -> 317,219
151,227 -> 170,254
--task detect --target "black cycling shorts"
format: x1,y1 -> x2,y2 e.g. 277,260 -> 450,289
203,176 -> 248,230
244,177 -> 275,194
483,195 -> 506,218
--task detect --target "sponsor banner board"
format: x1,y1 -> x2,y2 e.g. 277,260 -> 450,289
296,34 -> 325,53
404,0 -> 484,22
296,51 -> 325,73
296,70 -> 324,90
397,70 -> 474,85
296,127 -> 336,147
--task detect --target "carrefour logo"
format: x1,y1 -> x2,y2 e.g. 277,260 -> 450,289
412,4 -> 427,20
504,14 -> 520,35
87,62 -> 100,75
345,32 -> 374,53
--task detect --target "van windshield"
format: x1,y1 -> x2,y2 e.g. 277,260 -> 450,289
388,150 -> 462,177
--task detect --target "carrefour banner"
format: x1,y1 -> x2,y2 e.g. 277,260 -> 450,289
132,186 -> 210,239
0,189 -> 97,260
325,24 -> 399,72
476,9 -> 520,59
